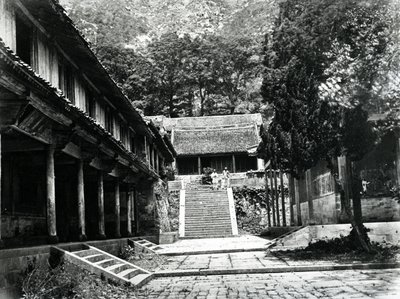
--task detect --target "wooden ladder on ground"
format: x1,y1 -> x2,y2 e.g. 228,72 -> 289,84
53,244 -> 152,288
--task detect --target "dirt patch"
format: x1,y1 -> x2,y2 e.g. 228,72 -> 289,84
119,245 -> 167,272
271,234 -> 400,264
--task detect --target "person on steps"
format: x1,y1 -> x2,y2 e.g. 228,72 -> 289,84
211,169 -> 218,190
222,167 -> 230,189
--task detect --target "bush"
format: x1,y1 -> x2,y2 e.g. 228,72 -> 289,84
21,259 -> 136,299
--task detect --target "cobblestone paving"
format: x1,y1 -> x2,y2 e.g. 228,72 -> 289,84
156,250 -> 383,271
136,269 -> 400,298
157,252 -> 285,271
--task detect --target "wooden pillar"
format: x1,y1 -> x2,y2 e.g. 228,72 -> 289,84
134,189 -> 139,234
127,187 -> 132,236
232,154 -> 236,173
305,169 -> 314,223
396,136 -> 400,188
0,134 -> 3,248
114,180 -> 121,237
294,178 -> 302,226
144,136 -> 149,165
265,164 -> 271,227
46,145 -> 58,243
274,170 -> 280,227
97,171 -> 106,239
198,156 -> 201,175
270,168 -> 276,226
280,170 -> 286,227
156,153 -> 159,173
77,160 -> 86,241
288,174 -> 295,226
151,147 -> 155,169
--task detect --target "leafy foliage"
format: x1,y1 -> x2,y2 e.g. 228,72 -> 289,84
260,0 -> 396,176
61,0 -> 274,117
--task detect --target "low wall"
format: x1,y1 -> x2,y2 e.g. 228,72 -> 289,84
1,215 -> 47,239
293,194 -> 400,225
275,222 -> 400,249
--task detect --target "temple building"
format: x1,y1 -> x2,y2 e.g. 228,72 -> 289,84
149,114 -> 265,176
0,0 -> 175,248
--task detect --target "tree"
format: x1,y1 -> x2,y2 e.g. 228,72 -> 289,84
260,0 -> 395,252
216,36 -> 262,114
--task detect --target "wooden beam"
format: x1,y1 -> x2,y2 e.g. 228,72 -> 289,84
126,188 -> 132,236
2,138 -> 45,152
198,156 -> 201,175
274,170 -> 280,227
0,134 -> 4,247
280,170 -> 286,227
97,171 -> 106,239
294,178 -> 302,226
270,168 -> 276,226
62,141 -> 82,160
265,165 -> 271,227
114,180 -> 121,238
46,145 -> 58,243
77,160 -> 86,241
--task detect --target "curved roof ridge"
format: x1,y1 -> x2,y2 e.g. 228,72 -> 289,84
174,124 -> 256,132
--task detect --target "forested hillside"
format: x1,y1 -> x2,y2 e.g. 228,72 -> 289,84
60,0 -> 277,117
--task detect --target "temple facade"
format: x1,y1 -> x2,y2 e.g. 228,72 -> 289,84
150,114 -> 265,176
0,0 -> 175,248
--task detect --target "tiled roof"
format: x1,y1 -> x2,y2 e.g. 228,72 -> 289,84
173,125 -> 259,155
0,38 -> 158,177
149,114 -> 263,131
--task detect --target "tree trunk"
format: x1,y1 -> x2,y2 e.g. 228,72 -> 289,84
168,93 -> 174,117
334,160 -> 373,253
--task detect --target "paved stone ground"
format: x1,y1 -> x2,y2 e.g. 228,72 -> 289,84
136,269 -> 400,298
157,251 -> 283,271
158,235 -> 271,255
156,250 -> 391,271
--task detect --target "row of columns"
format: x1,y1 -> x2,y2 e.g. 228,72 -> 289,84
44,145 -> 136,244
265,164 -> 288,227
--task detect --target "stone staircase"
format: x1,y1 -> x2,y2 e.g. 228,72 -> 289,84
182,188 -> 238,238
54,244 -> 152,288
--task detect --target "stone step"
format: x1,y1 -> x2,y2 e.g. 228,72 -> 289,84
185,222 -> 232,226
185,211 -> 230,214
186,231 -> 232,235
185,233 -> 233,238
186,219 -> 230,222
185,217 -> 231,220
185,216 -> 231,220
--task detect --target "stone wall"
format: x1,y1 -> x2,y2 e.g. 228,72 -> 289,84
312,193 -> 340,224
299,202 -> 309,225
293,193 -> 400,225
362,197 -> 400,222
154,180 -> 172,233
1,215 -> 47,239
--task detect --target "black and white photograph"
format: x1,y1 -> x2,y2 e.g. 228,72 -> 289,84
1,0 -> 400,298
